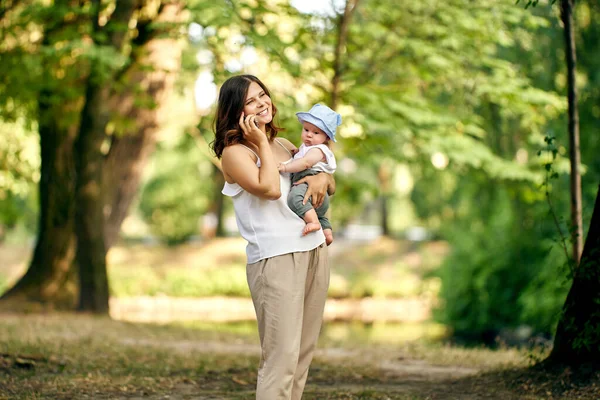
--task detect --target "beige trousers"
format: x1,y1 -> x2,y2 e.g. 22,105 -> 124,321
246,243 -> 330,400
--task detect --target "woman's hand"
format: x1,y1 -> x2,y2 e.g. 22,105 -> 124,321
277,163 -> 286,173
239,113 -> 267,147
294,173 -> 331,208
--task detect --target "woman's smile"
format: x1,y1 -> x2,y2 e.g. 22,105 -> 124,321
254,107 -> 272,125
256,108 -> 270,119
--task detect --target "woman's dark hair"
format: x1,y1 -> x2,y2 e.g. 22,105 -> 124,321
212,75 -> 283,159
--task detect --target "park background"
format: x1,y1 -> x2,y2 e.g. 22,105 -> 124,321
1,0 -> 600,398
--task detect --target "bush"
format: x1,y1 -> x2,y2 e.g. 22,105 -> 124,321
435,187 -> 569,342
139,174 -> 207,245
138,135 -> 213,245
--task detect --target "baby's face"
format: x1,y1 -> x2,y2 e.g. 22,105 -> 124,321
301,122 -> 329,146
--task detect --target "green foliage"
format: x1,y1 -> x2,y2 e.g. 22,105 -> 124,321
0,120 -> 39,232
138,175 -> 203,245
518,244 -> 570,333
139,134 -> 212,245
517,0 -> 558,9
183,0 -> 565,240
421,1 -> 600,342
434,183 -> 569,338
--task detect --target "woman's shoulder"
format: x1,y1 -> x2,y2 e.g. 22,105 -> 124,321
223,143 -> 257,157
275,137 -> 297,151
222,144 -> 260,166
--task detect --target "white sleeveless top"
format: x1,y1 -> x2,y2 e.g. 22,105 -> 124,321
222,140 -> 325,264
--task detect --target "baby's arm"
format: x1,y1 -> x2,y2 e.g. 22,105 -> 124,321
278,148 -> 325,173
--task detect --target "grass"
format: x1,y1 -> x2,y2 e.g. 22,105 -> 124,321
1,314 -> 599,399
0,236 -> 447,300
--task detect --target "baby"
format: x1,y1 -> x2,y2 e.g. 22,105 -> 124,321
278,104 -> 341,245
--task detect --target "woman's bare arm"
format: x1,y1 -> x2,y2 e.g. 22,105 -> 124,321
222,145 -> 281,200
221,114 -> 281,200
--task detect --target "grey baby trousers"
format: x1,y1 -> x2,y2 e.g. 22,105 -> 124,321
288,169 -> 332,231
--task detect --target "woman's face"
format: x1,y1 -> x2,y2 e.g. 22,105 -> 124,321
243,82 -> 273,127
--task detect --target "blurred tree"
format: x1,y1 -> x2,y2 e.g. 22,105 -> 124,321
549,183 -> 600,364
559,0 -> 583,263
331,0 -> 360,110
519,0 -> 600,367
74,0 -> 138,313
186,0 -> 563,239
209,163 -> 226,237
103,2 -> 183,249
0,0 -> 184,312
519,0 -> 583,266
546,1 -> 600,367
1,0 -> 87,309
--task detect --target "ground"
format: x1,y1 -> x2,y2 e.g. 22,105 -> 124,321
1,238 -> 600,399
1,314 -> 600,399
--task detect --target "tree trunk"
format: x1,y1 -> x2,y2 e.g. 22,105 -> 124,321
215,182 -> 226,237
211,164 -> 226,237
103,1 -> 184,249
0,2 -> 83,309
548,183 -> 600,365
380,196 -> 390,236
75,0 -> 137,313
378,162 -> 392,236
561,0 -> 583,263
0,98 -> 78,309
331,0 -> 359,110
103,132 -> 156,249
74,84 -> 111,313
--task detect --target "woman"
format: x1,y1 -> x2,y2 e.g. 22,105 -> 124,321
212,74 -> 334,399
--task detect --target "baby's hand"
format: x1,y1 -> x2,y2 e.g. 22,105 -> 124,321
277,163 -> 286,172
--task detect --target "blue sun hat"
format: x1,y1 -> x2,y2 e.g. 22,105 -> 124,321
296,104 -> 342,142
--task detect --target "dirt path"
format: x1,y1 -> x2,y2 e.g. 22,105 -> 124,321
5,313 -> 586,399
113,336 -> 519,400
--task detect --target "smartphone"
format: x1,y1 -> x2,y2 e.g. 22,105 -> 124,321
241,113 -> 259,128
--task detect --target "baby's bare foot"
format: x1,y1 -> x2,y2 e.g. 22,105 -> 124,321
302,222 -> 321,236
323,229 -> 333,246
